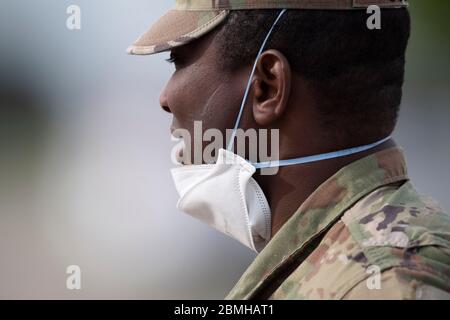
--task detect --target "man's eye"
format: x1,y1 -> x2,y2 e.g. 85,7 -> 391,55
166,57 -> 177,64
166,55 -> 184,69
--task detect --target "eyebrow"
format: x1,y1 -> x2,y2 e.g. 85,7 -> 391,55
171,46 -> 187,57
166,49 -> 179,61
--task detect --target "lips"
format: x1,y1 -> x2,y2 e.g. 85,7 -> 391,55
176,140 -> 185,163
171,135 -> 185,165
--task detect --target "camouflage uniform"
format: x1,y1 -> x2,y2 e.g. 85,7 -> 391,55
129,0 -> 450,299
226,147 -> 450,300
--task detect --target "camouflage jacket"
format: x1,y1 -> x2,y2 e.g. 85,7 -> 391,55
227,147 -> 450,300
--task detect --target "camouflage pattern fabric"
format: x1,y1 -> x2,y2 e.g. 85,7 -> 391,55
127,0 -> 409,55
226,147 -> 450,300
175,0 -> 409,10
127,10 -> 229,55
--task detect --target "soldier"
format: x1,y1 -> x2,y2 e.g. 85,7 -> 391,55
128,1 -> 450,299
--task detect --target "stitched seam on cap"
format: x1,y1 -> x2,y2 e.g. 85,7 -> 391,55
182,10 -> 228,39
130,10 -> 228,50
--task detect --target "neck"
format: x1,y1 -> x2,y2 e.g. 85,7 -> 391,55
255,139 -> 397,237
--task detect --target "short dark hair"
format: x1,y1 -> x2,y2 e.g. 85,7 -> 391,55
215,9 -> 411,140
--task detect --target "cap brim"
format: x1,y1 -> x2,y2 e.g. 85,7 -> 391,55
127,9 -> 229,55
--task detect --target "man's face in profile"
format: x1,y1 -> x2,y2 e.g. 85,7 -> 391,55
159,31 -> 259,165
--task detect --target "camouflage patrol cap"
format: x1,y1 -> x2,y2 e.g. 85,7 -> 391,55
127,0 -> 409,55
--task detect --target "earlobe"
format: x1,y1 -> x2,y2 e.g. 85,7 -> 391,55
252,50 -> 291,127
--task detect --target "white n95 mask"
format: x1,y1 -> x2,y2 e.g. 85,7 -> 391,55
171,148 -> 271,252
170,9 -> 391,253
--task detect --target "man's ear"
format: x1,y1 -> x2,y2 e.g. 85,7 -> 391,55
252,49 -> 291,126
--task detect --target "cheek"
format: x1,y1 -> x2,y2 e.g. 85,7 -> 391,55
167,65 -> 247,136
166,72 -> 199,125
201,70 -> 247,128
203,76 -> 254,134
202,86 -> 240,131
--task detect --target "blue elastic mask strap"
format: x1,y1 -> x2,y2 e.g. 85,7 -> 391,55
252,136 -> 392,169
227,9 -> 287,152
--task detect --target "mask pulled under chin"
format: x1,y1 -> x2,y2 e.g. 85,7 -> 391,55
171,148 -> 272,253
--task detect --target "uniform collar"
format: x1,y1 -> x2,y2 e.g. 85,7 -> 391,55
227,146 -> 409,299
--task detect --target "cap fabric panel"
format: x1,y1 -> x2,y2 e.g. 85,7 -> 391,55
174,0 -> 409,10
128,10 -> 229,55
128,0 -> 409,55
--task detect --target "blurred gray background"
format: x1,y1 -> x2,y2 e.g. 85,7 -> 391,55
0,1 -> 449,299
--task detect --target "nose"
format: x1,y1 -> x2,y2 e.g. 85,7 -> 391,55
159,84 -> 172,114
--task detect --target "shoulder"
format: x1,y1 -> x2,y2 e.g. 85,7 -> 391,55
340,181 -> 450,298
342,181 -> 450,257
271,181 -> 450,300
